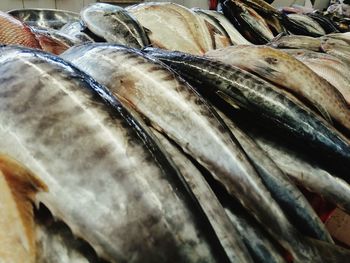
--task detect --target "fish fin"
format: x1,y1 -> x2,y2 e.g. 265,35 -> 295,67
216,90 -> 241,109
0,154 -> 47,263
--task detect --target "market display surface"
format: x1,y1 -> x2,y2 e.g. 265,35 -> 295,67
1,1 -> 350,262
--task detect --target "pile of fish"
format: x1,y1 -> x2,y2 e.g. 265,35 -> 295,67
1,1 -> 350,263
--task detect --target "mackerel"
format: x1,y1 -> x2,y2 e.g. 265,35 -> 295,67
0,46 -> 219,263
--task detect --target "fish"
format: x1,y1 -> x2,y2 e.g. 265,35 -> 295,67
206,45 -> 350,132
192,8 -> 232,49
81,3 -> 150,48
8,8 -> 79,30
249,131 -> 350,215
126,2 -> 212,54
222,0 -> 274,44
150,128 -> 253,263
59,21 -> 95,43
321,39 -> 350,64
35,205 -> 105,263
31,27 -> 77,47
268,34 -> 322,51
325,32 -> 350,44
0,46 -> 221,263
216,108 -> 332,243
286,14 -> 326,36
61,43 -> 329,262
0,11 -> 68,54
306,13 -> 340,34
0,154 -> 47,263
283,49 -> 350,106
198,10 -> 251,45
144,48 -> 350,183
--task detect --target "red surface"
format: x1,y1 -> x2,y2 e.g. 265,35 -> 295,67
209,0 -> 218,10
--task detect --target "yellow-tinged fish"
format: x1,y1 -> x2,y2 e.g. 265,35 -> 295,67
207,45 -> 350,133
0,154 -> 47,263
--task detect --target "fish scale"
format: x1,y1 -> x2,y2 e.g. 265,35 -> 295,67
0,46 -> 220,263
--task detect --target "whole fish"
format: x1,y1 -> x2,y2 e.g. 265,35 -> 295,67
268,35 -> 322,51
126,2 -> 212,54
62,44 -> 327,262
0,46 -> 221,263
250,132 -> 350,214
8,8 -> 79,30
81,3 -> 149,48
223,0 -> 274,44
216,109 -> 331,243
286,14 -> 326,36
306,13 -> 340,34
192,8 -> 232,49
198,10 -> 251,45
0,11 -> 68,54
206,45 -> 350,132
59,21 -> 94,43
35,205 -> 104,263
0,154 -> 47,263
145,48 -> 350,183
151,128 -> 253,263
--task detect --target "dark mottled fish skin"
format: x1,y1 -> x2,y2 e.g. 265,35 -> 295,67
144,48 -> 350,183
224,207 -> 285,263
281,14 -> 324,37
222,0 -> 274,44
0,46 -> 221,263
81,3 -> 150,48
62,44 -> 322,262
306,13 -> 340,34
287,14 -> 326,36
150,128 -> 253,263
216,109 -> 332,243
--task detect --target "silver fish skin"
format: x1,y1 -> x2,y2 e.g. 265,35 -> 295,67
8,8 -> 79,30
31,27 -> 79,47
287,14 -> 326,36
198,10 -> 251,45
249,131 -> 350,214
151,128 -> 253,263
224,208 -> 285,263
192,8 -> 232,49
216,109 -> 332,243
62,44 -> 325,262
144,48 -> 350,180
268,35 -> 322,51
206,45 -> 350,132
126,2 -> 212,54
0,46 -> 219,263
59,21 -> 95,43
35,207 -> 103,263
81,3 -> 149,48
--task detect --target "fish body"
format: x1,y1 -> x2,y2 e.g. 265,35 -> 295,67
268,35 -> 322,51
127,2 -> 212,54
286,14 -> 326,36
59,21 -> 94,43
0,46 -> 219,263
192,8 -> 232,49
199,10 -> 251,45
216,109 -> 332,243
207,45 -> 350,132
321,40 -> 350,64
223,0 -> 274,44
0,155 -> 47,263
145,48 -> 350,183
62,44 -> 322,262
306,13 -> 339,34
81,3 -> 149,48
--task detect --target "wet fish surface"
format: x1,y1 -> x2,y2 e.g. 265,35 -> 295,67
268,35 -> 322,51
0,46 -> 220,263
81,3 -> 149,48
207,45 -> 350,132
286,14 -> 326,36
59,21 -> 95,43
